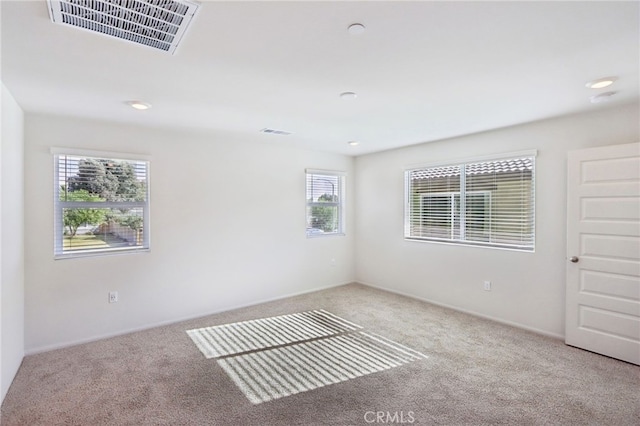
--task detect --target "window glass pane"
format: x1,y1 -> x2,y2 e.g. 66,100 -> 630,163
62,207 -> 145,253
465,157 -> 534,247
465,192 -> 490,242
55,153 -> 149,257
307,205 -> 339,234
306,172 -> 344,236
406,155 -> 534,250
419,194 -> 454,239
408,166 -> 461,240
58,156 -> 147,202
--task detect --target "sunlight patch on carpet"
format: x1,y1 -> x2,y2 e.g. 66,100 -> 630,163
217,331 -> 427,404
187,309 -> 361,358
187,310 -> 427,404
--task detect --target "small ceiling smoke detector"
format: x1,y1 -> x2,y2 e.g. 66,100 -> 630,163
585,76 -> 618,89
590,91 -> 617,104
340,91 -> 358,100
348,23 -> 366,35
347,141 -> 360,146
47,0 -> 200,54
126,100 -> 151,110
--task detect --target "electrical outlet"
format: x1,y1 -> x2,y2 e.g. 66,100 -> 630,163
330,258 -> 336,267
483,281 -> 491,291
109,291 -> 118,303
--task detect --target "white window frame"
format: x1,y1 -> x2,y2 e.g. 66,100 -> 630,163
405,150 -> 536,251
53,148 -> 150,259
306,169 -> 346,238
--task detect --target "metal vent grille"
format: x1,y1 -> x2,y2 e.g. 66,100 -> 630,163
47,0 -> 200,54
260,128 -> 293,136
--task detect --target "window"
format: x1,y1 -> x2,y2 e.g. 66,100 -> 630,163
405,152 -> 535,251
54,151 -> 150,258
306,170 -> 345,237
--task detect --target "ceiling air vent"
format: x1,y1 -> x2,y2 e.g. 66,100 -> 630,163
260,128 -> 293,136
46,0 -> 200,54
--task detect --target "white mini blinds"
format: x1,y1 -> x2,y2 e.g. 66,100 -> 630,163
54,152 -> 150,258
306,170 -> 345,237
405,153 -> 535,251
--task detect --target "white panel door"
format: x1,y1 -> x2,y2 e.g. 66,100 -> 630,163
566,142 -> 640,365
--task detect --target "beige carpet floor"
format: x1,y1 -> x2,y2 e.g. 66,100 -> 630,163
2,283 -> 639,425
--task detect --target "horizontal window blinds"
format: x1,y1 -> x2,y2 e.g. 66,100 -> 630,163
54,154 -> 150,258
306,172 -> 345,237
406,155 -> 535,251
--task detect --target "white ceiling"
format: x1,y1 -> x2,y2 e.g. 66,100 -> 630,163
2,1 -> 639,156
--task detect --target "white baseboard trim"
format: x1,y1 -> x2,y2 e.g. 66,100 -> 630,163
24,281 -> 352,356
357,281 -> 565,340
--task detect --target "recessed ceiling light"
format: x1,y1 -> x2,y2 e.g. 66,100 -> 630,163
348,23 -> 366,35
126,101 -> 151,110
585,77 -> 618,89
590,91 -> 617,103
347,141 -> 360,146
340,91 -> 357,100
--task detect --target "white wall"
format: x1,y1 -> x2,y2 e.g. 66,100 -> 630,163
1,83 -> 25,402
19,102 -> 640,353
355,103 -> 640,338
24,114 -> 355,353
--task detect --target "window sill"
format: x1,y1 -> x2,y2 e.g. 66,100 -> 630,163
54,247 -> 150,260
404,237 -> 534,253
306,233 -> 346,239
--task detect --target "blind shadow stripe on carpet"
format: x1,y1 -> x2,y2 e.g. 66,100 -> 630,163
186,309 -> 363,358
187,310 -> 427,404
216,332 -> 426,404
